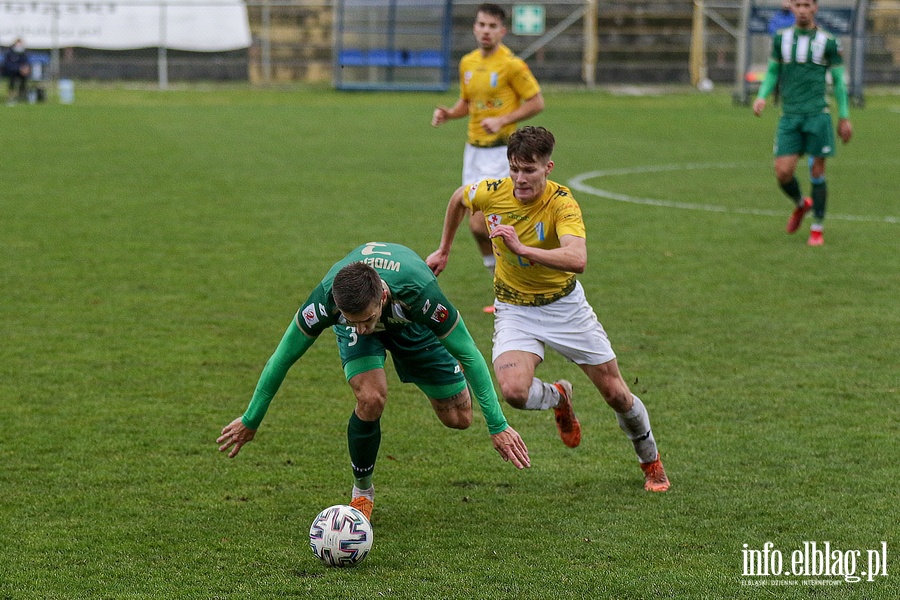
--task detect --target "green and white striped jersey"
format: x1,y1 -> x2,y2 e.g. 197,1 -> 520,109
770,26 -> 844,115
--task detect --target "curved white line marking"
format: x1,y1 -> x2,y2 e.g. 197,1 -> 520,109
568,163 -> 898,224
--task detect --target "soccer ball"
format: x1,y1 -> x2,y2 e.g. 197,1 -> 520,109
308,504 -> 373,567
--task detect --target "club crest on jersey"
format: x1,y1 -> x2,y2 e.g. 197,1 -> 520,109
464,71 -> 472,85
467,182 -> 479,201
430,304 -> 449,324
487,213 -> 502,230
301,303 -> 319,327
535,221 -> 545,241
490,72 -> 498,87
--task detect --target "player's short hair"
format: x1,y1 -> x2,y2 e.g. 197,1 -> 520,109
508,126 -> 555,164
476,3 -> 506,23
333,262 -> 382,314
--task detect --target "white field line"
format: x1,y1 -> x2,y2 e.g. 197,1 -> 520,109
568,163 -> 898,224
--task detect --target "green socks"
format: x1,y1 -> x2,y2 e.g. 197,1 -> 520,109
810,179 -> 827,223
348,411 -> 380,487
779,177 -> 803,205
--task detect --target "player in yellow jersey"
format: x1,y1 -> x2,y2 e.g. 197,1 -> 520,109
428,127 -> 670,492
431,3 -> 544,312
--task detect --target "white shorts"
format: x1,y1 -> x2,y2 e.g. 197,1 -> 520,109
462,144 -> 509,186
491,281 -> 617,366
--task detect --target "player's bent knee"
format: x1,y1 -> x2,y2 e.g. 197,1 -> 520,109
353,391 -> 387,421
499,381 -> 529,409
602,387 -> 632,412
594,375 -> 632,411
439,411 -> 473,430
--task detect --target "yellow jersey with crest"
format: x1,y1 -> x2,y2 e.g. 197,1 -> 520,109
463,178 -> 586,306
459,44 -> 541,148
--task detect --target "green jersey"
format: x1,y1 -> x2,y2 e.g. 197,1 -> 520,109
770,26 -> 844,115
241,242 -> 510,434
298,242 -> 458,338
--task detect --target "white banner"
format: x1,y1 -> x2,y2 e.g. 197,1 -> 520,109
0,1 -> 251,51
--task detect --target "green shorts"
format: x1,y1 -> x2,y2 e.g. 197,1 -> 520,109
333,323 -> 466,399
774,112 -> 836,158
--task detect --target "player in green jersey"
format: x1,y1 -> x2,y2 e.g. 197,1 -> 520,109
753,0 -> 852,246
217,242 -> 530,520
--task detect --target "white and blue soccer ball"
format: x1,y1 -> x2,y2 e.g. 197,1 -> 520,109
309,504 -> 373,567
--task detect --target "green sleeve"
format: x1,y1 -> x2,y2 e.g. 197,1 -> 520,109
831,66 -> 850,119
241,322 -> 316,429
756,59 -> 781,100
439,317 -> 509,435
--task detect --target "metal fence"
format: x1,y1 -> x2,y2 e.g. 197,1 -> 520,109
3,0 -> 898,89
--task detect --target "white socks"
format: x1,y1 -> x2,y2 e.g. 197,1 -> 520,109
616,395 -> 658,463
523,378 -> 561,410
522,383 -> 659,463
483,254 -> 496,270
352,485 -> 374,501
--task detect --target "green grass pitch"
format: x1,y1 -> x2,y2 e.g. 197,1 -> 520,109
1,84 -> 897,599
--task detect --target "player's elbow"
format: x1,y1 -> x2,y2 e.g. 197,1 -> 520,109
569,255 -> 587,273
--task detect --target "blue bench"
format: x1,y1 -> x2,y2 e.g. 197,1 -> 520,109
339,48 -> 446,69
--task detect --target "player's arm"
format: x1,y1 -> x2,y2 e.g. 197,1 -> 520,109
830,66 -> 852,143
438,316 -> 530,468
481,92 -> 545,133
753,59 -> 782,116
432,97 -> 470,127
426,184 -> 472,275
490,227 -> 587,273
217,319 -> 317,457
439,316 -> 507,434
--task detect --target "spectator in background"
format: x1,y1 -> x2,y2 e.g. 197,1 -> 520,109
2,38 -> 31,105
768,0 -> 795,34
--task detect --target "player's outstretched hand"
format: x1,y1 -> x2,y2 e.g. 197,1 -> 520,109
217,416 -> 256,458
752,98 -> 766,117
426,249 -> 449,276
838,119 -> 852,144
491,426 -> 531,469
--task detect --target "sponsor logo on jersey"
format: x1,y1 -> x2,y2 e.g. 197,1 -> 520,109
485,179 -> 502,192
822,146 -> 832,153
422,299 -> 431,314
302,304 -> 319,327
487,213 -> 502,230
430,304 -> 449,324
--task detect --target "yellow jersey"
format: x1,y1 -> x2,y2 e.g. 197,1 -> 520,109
464,178 -> 586,306
459,45 -> 541,148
